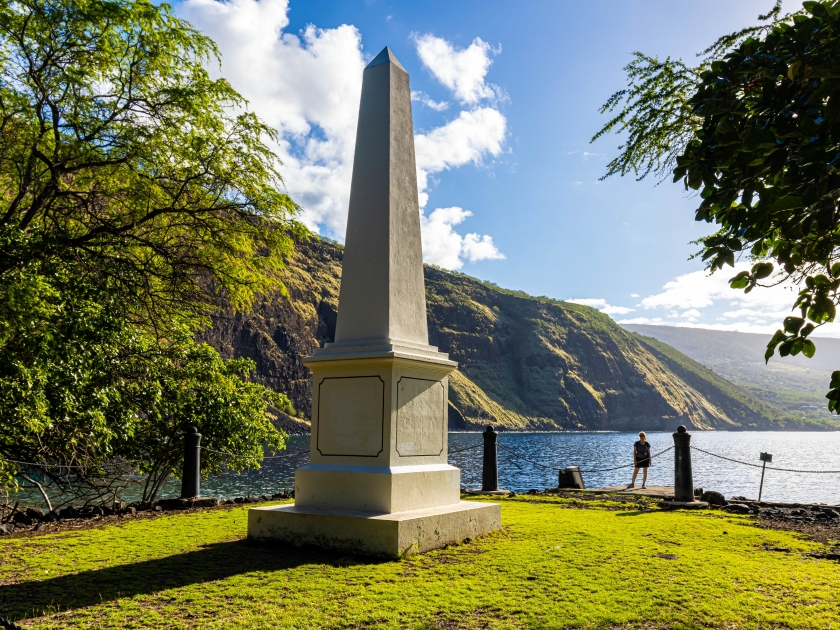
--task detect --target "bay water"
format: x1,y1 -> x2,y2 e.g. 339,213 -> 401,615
11,431 -> 840,508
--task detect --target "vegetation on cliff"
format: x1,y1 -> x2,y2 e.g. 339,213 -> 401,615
205,237 -> 839,431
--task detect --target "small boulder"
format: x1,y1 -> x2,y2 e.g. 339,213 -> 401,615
123,506 -> 137,515
823,508 -> 840,519
26,507 -> 45,519
12,513 -> 33,526
56,506 -> 76,520
701,491 -> 727,506
0,523 -> 15,535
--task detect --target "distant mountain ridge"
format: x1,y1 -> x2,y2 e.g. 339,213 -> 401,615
201,238 -> 840,432
621,324 -> 839,422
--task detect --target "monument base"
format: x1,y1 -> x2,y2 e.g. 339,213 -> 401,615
248,501 -> 501,558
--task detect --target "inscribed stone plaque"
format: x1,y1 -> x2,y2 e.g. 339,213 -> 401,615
396,378 -> 444,456
317,377 -> 384,456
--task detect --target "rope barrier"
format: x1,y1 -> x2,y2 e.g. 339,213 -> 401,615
199,447 -> 309,460
448,443 -> 483,454
496,444 -> 675,474
497,444 -> 563,470
690,446 -> 840,474
0,457 -> 135,472
578,446 -> 675,473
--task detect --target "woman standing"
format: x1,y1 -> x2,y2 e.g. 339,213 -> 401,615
628,432 -> 651,489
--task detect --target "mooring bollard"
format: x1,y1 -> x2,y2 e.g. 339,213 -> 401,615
672,425 -> 694,502
181,426 -> 202,499
559,466 -> 585,489
482,425 -> 499,492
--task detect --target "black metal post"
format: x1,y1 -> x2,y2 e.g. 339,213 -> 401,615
181,426 -> 202,499
758,460 -> 767,502
481,425 -> 499,492
672,425 -> 694,502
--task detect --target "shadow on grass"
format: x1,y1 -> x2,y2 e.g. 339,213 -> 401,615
615,511 -> 656,517
0,539 -> 387,621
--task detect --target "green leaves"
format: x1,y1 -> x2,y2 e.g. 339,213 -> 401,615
0,0 -> 301,494
596,0 -> 840,414
728,262 -> 775,292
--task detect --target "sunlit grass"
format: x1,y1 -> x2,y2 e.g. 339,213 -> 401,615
0,495 -> 837,629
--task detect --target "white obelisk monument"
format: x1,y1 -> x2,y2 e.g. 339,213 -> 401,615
248,47 -> 500,557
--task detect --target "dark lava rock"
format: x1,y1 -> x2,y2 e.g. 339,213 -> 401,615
56,506 -> 76,520
12,513 -> 33,526
701,490 -> 727,506
824,509 -> 840,519
656,553 -> 678,560
724,503 -> 752,515
123,507 -> 137,515
26,507 -> 45,519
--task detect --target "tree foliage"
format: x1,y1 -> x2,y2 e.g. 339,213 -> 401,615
0,0 -> 301,502
0,0 -> 303,327
594,0 -> 840,413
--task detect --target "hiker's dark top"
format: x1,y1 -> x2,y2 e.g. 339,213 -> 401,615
634,440 -> 651,466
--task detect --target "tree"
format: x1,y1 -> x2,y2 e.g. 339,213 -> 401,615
593,1 -> 840,413
0,0 -> 301,500
0,0 -> 303,327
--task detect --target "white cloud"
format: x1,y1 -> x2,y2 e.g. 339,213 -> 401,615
414,107 -> 506,207
420,207 -> 504,270
626,263 -> 840,337
178,1 -> 507,272
413,34 -> 501,104
567,298 -> 635,316
616,316 -> 666,326
178,0 -> 364,236
630,293 -> 639,298
411,91 -> 449,111
680,309 -> 701,322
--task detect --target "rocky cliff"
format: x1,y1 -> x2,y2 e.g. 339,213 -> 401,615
202,237 -> 833,432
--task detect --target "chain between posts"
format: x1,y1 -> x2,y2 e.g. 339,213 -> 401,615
690,446 -> 840,474
578,446 -> 675,473
199,447 -> 310,460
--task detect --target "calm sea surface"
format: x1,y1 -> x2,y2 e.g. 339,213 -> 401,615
11,431 -> 840,507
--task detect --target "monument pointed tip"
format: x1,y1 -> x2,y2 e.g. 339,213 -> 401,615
366,46 -> 405,71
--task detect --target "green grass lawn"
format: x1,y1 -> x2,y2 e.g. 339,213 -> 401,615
1,496 -> 838,629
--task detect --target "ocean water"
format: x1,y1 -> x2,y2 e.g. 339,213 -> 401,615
10,431 -> 840,508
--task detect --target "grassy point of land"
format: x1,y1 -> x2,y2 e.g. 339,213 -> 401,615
0,495 -> 838,629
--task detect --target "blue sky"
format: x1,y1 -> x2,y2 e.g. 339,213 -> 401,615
174,0 -> 835,336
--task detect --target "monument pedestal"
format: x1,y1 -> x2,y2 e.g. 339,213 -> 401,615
249,501 -> 500,558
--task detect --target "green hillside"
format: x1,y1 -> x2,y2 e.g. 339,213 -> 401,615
622,324 -> 840,422
203,237 -> 839,431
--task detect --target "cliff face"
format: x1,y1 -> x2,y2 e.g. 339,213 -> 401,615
201,237 -> 814,432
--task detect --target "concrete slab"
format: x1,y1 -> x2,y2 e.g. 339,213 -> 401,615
566,485 -> 675,499
248,501 -> 500,558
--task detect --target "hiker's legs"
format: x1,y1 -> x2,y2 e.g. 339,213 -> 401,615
631,467 -> 639,484
642,467 -> 648,485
